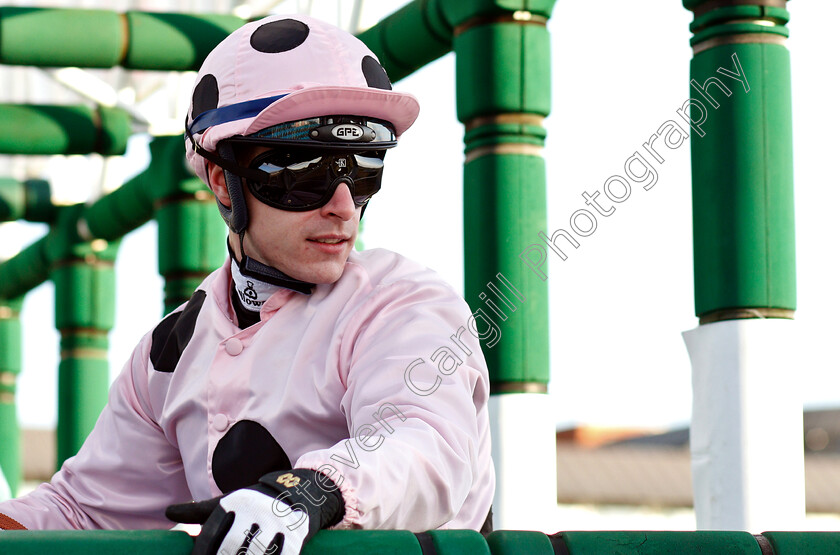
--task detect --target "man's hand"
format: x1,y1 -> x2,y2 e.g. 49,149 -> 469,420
166,469 -> 344,555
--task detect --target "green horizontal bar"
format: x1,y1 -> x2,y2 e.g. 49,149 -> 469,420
305,530 -> 422,553
0,238 -> 50,300
427,529 -> 491,554
441,0 -> 556,28
0,530 -> 429,554
763,531 -> 840,555
83,173 -> 155,242
0,7 -> 123,67
4,530 -> 840,554
0,531 -> 193,555
85,135 -> 193,241
558,531 -> 762,554
357,0 -> 452,83
486,531 -> 554,555
0,7 -> 243,70
0,104 -> 131,156
0,178 -> 55,223
123,11 -> 243,70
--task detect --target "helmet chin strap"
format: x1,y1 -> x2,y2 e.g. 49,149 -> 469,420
235,232 -> 315,295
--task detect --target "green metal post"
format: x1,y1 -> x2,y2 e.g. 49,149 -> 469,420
0,7 -> 242,70
48,205 -> 120,466
682,0 -> 801,530
444,0 -> 557,530
684,1 -> 794,322
449,1 -> 555,390
0,296 -> 23,495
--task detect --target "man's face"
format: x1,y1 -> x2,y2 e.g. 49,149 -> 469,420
208,149 -> 363,285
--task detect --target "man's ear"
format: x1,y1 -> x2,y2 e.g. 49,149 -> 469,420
207,163 -> 231,208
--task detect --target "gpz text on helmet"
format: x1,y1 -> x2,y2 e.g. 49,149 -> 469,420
332,124 -> 364,140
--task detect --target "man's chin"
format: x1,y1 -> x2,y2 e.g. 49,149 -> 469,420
287,263 -> 347,286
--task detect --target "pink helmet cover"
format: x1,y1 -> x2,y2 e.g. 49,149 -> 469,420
185,14 -> 420,182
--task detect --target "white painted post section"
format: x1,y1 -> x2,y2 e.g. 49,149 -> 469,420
0,467 -> 9,502
489,393 -> 557,531
682,318 -> 805,531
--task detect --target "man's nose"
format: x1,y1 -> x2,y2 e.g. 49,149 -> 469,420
321,179 -> 357,220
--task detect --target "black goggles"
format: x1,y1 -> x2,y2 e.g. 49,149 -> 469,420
243,148 -> 386,212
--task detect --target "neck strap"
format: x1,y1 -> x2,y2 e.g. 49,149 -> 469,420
230,236 -> 314,295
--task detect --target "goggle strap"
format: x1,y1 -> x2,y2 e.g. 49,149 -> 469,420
216,141 -> 250,234
186,129 -> 272,184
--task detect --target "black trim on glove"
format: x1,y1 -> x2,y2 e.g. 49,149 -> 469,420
256,469 -> 345,532
166,468 -> 345,555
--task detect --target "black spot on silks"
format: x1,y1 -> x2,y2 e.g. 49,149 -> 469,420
481,507 -> 494,535
415,533 -> 436,554
150,290 -> 206,373
361,55 -> 392,90
212,420 -> 292,493
191,74 -> 219,121
250,19 -> 310,53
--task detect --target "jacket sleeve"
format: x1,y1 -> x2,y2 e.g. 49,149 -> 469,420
0,331 -> 191,530
295,276 -> 494,532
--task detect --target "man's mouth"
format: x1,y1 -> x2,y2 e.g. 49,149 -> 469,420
308,235 -> 349,245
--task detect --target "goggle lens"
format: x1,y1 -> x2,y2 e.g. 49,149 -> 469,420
246,149 -> 385,211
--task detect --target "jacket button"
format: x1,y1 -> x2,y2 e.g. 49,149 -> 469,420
212,414 -> 229,432
225,338 -> 243,356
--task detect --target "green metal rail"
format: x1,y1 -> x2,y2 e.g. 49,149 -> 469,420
0,104 -> 131,155
0,178 -> 54,223
0,5 -> 450,77
3,529 -> 840,554
0,7 -> 242,70
357,0 -> 452,82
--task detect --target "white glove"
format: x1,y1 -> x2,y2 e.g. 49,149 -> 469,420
167,469 -> 344,555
